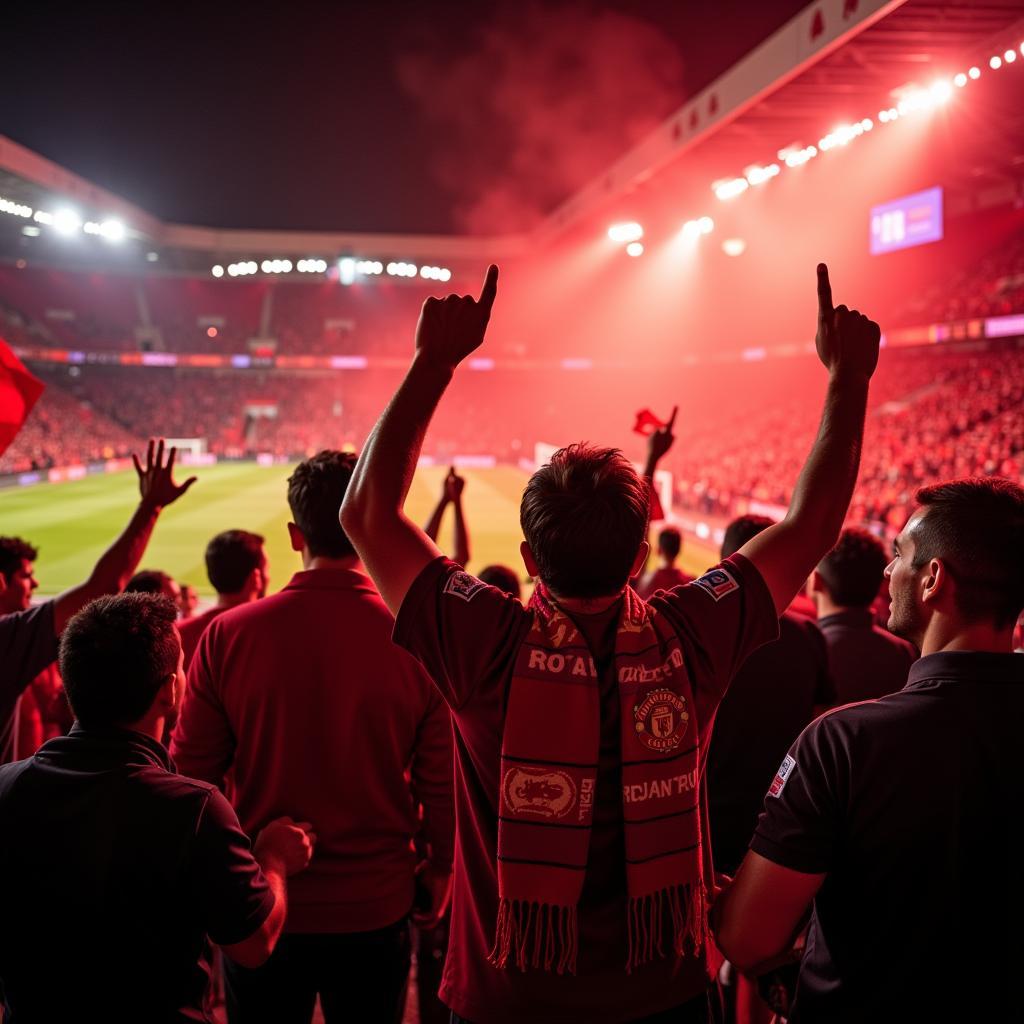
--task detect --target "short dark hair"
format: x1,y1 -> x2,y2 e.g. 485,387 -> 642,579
520,444 -> 649,599
125,570 -> 175,595
817,527 -> 889,608
478,564 -> 521,599
59,593 -> 180,729
205,530 -> 265,594
0,536 -> 38,582
657,526 -> 682,560
911,478 -> 1024,629
287,451 -> 358,559
721,515 -> 774,559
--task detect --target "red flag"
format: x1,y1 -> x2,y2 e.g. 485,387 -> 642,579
632,408 -> 666,437
0,337 -> 44,458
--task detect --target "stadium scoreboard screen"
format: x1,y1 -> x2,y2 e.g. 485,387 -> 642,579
870,187 -> 943,255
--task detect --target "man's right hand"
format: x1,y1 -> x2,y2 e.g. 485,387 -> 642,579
814,264 -> 880,380
134,438 -> 198,511
253,817 -> 316,877
415,265 -> 498,371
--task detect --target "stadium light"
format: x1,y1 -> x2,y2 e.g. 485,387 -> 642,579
52,208 -> 82,236
954,72 -> 968,87
745,164 -> 780,186
339,257 -> 356,285
990,55 -> 1002,70
99,219 -> 125,242
969,66 -> 981,79
608,222 -> 644,244
722,238 -> 746,257
713,177 -> 748,201
0,197 -> 33,218
1004,49 -> 1017,63
211,265 -> 224,278
625,242 -> 644,257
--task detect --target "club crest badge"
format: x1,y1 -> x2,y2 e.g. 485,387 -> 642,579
503,766 -> 577,819
693,566 -> 740,601
633,688 -> 689,753
443,571 -> 487,602
768,755 -> 796,797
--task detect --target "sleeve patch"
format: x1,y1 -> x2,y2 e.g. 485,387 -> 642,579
767,754 -> 796,797
443,571 -> 488,602
692,566 -> 740,601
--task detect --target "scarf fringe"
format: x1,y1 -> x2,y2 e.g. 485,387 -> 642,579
489,899 -> 578,975
626,883 -> 706,973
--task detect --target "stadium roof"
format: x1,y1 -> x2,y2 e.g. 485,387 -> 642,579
2,0 -> 1022,272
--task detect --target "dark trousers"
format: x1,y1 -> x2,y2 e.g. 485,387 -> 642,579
224,918 -> 411,1024
451,991 -> 712,1024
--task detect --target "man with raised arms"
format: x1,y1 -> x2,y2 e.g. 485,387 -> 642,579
341,264 -> 880,1023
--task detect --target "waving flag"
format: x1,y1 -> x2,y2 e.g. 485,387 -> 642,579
0,337 -> 44,458
632,408 -> 666,437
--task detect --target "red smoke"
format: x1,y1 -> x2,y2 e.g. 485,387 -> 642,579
396,3 -> 685,235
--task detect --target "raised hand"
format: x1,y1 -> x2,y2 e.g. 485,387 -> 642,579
253,816 -> 316,877
133,438 -> 198,510
443,466 -> 466,502
415,264 -> 499,372
815,264 -> 880,379
647,406 -> 677,464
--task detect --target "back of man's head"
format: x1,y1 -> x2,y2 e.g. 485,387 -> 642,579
0,536 -> 38,583
817,527 -> 889,609
912,477 -> 1024,629
721,515 -> 775,560
60,593 -> 180,730
125,570 -> 176,597
520,444 -> 649,599
287,450 -> 358,559
205,529 -> 266,595
478,564 -> 521,599
658,526 -> 682,562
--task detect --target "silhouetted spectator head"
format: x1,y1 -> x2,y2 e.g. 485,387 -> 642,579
814,528 -> 889,609
177,584 -> 199,619
519,444 -> 649,599
60,593 -> 183,731
205,530 -> 268,599
0,536 -> 39,614
478,564 -> 522,600
887,477 -> 1024,643
288,450 -> 358,559
657,526 -> 683,563
125,569 -> 181,604
721,515 -> 775,560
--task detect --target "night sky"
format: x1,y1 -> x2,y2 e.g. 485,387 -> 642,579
4,1 -> 809,235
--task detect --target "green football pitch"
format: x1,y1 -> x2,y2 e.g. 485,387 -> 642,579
0,462 -> 718,598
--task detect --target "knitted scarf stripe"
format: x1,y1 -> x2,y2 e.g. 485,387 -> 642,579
490,583 -> 706,975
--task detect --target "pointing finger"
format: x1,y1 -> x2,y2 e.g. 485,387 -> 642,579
816,263 -> 833,318
667,405 -> 678,430
478,264 -> 499,316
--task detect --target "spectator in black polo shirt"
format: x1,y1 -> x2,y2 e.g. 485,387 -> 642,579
0,593 -> 315,1023
808,527 -> 917,702
713,477 -> 1024,1023
707,514 -> 835,875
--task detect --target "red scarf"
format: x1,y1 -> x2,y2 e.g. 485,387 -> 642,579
490,582 -> 707,975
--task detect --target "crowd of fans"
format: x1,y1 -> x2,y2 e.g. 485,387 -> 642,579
1,262 -> 1023,1024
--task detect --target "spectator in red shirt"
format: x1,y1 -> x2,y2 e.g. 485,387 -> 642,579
177,530 -> 268,669
341,264 -> 881,1023
178,583 -> 199,620
809,527 -> 917,702
171,450 -> 454,1024
637,526 -> 693,600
